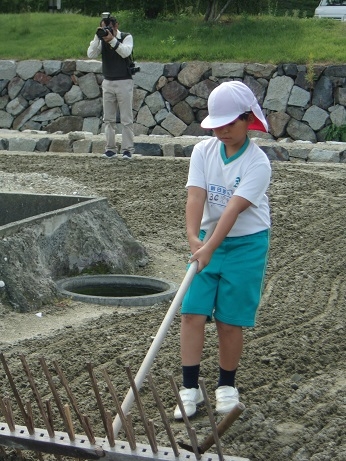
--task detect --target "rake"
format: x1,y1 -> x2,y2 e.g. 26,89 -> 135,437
0,353 -> 248,461
0,223 -> 248,460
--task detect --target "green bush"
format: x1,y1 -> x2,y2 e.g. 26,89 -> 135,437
325,124 -> 346,142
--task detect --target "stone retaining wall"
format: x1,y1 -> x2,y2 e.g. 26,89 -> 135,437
1,59 -> 346,144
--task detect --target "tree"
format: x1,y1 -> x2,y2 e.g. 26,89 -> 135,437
204,0 -> 234,22
204,0 -> 232,22
203,0 -> 269,21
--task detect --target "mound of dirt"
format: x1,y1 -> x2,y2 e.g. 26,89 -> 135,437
0,152 -> 345,461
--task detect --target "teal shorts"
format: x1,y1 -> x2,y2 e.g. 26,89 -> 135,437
181,229 -> 270,327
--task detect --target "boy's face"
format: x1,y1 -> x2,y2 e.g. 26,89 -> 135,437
213,113 -> 254,155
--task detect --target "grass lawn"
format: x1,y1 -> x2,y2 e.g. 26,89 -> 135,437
0,12 -> 346,64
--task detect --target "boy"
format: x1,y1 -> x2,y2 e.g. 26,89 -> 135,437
174,81 -> 271,419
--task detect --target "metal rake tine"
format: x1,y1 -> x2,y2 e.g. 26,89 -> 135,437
53,360 -> 96,442
0,400 -> 39,460
6,398 -> 16,431
147,373 -> 180,457
19,354 -> 54,437
39,356 -> 76,441
0,397 -> 15,431
53,359 -> 95,437
103,368 -> 136,450
127,413 -> 135,444
198,378 -> 224,461
64,404 -> 75,441
147,419 -> 156,448
45,399 -> 55,433
106,410 -> 115,447
87,362 -> 113,442
0,353 -> 34,434
169,374 -> 201,460
125,365 -> 158,454
25,401 -> 35,433
43,357 -> 96,443
82,414 -> 96,444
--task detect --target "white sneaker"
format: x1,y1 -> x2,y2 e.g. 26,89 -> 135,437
174,387 -> 204,420
215,386 -> 239,414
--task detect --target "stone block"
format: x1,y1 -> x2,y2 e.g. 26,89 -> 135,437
92,140 -> 106,153
72,140 -> 92,153
49,139 -> 72,152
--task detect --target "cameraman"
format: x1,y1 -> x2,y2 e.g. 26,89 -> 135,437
87,14 -> 135,160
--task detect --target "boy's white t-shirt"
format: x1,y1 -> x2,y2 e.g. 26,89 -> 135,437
186,137 -> 271,237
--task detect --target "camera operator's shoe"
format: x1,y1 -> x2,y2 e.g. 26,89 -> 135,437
102,150 -> 117,159
173,387 -> 204,420
122,150 -> 133,160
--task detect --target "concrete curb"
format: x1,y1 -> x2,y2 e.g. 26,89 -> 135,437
1,129 -> 346,163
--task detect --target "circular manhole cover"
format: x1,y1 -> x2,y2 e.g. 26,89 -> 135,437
56,275 -> 178,306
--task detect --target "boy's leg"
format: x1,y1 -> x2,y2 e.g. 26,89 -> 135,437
212,230 -> 269,412
214,321 -> 243,414
174,314 -> 206,420
180,314 -> 206,366
216,322 -> 243,371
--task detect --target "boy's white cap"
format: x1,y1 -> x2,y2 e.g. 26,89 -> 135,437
201,81 -> 268,132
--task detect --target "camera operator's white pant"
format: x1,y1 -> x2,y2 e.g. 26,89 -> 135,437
102,79 -> 134,154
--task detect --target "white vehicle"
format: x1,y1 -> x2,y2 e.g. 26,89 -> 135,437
314,1 -> 346,20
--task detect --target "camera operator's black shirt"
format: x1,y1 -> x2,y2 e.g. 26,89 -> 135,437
101,40 -> 132,80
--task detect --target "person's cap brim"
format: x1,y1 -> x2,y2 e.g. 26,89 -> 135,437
200,114 -> 238,130
201,112 -> 268,132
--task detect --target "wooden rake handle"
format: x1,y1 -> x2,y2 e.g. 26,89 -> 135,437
112,222 -> 217,437
178,402 -> 245,454
199,402 -> 245,453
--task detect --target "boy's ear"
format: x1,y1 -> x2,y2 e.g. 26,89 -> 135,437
247,112 -> 255,125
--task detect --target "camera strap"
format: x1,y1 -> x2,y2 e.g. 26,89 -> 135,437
119,32 -> 136,67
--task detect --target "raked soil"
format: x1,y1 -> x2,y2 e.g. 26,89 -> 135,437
0,152 -> 345,461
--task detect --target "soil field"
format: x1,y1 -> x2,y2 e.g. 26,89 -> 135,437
0,152 -> 345,461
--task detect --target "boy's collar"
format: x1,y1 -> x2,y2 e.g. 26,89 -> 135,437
220,136 -> 250,164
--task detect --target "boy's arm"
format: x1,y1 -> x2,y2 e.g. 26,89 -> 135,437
190,195 -> 251,271
186,186 -> 206,255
